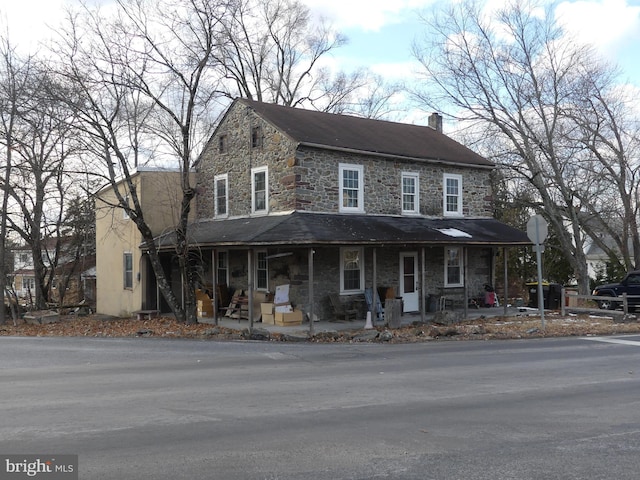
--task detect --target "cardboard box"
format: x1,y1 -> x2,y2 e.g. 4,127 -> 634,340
197,299 -> 213,317
261,303 -> 274,315
261,313 -> 275,325
274,309 -> 303,326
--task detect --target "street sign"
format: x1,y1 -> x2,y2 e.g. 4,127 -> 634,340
527,214 -> 548,245
527,214 -> 548,329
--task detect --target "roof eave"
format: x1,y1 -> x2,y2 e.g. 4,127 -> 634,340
298,142 -> 495,169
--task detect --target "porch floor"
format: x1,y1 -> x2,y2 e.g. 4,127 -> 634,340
199,305 -> 523,334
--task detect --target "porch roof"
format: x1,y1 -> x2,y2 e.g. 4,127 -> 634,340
154,212 -> 531,249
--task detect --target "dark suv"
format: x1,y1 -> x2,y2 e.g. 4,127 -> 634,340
592,271 -> 640,310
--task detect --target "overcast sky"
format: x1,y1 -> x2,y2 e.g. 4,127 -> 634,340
1,0 -> 639,96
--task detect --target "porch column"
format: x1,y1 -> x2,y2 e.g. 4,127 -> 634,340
372,247 -> 377,324
463,247 -> 469,319
308,248 -> 315,336
247,249 -> 254,330
212,249 -> 218,326
503,247 -> 508,316
421,247 -> 426,323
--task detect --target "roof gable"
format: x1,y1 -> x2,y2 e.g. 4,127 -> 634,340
236,98 -> 493,168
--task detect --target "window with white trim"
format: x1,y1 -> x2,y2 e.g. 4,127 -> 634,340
216,250 -> 229,286
339,163 -> 364,213
255,250 -> 268,291
443,173 -> 463,216
401,172 -> 420,214
251,166 -> 268,214
340,247 -> 364,293
123,252 -> 133,289
444,246 -> 463,287
214,174 -> 228,217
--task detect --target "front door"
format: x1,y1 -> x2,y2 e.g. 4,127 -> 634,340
400,252 -> 419,312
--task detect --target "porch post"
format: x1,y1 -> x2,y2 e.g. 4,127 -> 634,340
212,249 -> 218,326
503,247 -> 508,316
308,247 -> 315,336
463,247 -> 469,319
421,247 -> 426,323
247,249 -> 254,330
372,247 -> 377,324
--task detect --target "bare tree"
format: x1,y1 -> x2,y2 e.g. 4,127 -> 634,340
53,0 -> 229,323
213,0 -> 346,107
0,36 -> 77,311
412,0 -> 639,293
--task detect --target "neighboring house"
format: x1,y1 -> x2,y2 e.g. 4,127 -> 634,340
152,98 -> 530,321
11,246 -> 36,300
95,168 -> 191,317
10,240 -> 95,307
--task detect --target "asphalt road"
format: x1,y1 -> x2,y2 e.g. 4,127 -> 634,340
1,334 -> 640,479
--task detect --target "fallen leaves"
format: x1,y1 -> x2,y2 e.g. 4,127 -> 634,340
0,311 -> 639,343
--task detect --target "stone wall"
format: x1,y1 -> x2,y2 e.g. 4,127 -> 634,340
212,245 -> 496,321
196,102 -> 494,219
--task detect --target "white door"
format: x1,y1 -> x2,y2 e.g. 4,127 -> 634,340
400,252 -> 419,312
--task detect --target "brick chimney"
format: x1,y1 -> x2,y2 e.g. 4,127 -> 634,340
428,112 -> 443,133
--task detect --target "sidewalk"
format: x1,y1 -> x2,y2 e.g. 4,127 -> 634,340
199,305 -> 521,334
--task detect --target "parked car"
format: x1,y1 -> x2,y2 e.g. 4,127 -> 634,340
592,271 -> 640,310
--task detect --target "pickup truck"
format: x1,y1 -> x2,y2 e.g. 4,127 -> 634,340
592,271 -> 640,310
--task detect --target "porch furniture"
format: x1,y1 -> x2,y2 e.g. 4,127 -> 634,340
329,293 -> 358,321
439,296 -> 454,311
134,309 -> 160,320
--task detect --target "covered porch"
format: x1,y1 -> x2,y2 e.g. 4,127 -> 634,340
153,211 -> 531,331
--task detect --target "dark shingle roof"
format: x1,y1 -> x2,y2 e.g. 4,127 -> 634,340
155,212 -> 530,249
237,99 -> 493,167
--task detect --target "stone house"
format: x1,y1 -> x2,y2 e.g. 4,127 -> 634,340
155,98 -> 530,322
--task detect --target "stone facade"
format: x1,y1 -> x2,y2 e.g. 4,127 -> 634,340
193,100 -> 499,321
196,102 -> 493,219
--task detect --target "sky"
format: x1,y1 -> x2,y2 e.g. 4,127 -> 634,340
1,0 -> 639,116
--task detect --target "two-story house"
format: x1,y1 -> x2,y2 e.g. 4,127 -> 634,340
95,167 -> 192,317
154,98 -> 530,322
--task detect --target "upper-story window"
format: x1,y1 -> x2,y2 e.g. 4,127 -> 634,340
122,194 -> 130,220
214,174 -> 228,218
251,125 -> 263,148
339,163 -> 364,213
401,172 -> 420,215
218,134 -> 227,154
443,173 -> 463,217
251,166 -> 268,214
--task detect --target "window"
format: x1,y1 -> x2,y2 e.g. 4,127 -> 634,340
339,163 -> 364,213
218,134 -> 227,154
255,250 -> 268,291
340,247 -> 364,293
123,252 -> 133,289
251,125 -> 263,148
401,172 -> 420,214
251,166 -> 268,214
122,194 -> 130,220
24,277 -> 35,291
444,247 -> 463,287
443,173 -> 463,216
216,251 -> 228,286
214,174 -> 228,217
